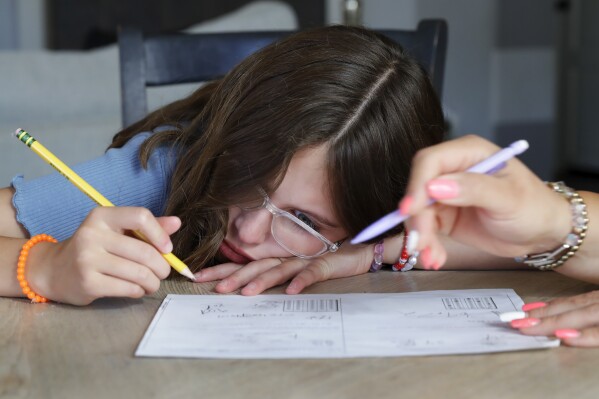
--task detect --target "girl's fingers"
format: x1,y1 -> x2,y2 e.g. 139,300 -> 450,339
194,263 -> 243,282
96,251 -> 163,295
214,258 -> 283,293
81,273 -> 146,304
241,258 -> 309,296
100,230 -> 171,280
286,252 -> 364,294
156,216 -> 182,236
88,207 -> 174,254
286,242 -> 378,294
285,259 -> 333,295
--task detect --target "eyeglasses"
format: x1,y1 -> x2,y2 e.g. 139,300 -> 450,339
239,189 -> 340,259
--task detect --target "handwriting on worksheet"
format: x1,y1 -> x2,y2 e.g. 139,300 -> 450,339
136,289 -> 559,359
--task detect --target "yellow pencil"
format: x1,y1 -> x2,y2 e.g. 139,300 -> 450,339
14,128 -> 195,281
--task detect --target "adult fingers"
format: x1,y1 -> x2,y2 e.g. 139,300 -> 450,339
405,206 -> 448,269
515,302 -> 599,339
527,291 -> 599,319
402,135 -> 502,215
425,171 -> 523,214
556,325 -> 599,347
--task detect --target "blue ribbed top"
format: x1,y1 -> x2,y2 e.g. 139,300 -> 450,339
11,132 -> 177,241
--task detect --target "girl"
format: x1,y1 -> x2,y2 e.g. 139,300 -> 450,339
0,25 -> 444,305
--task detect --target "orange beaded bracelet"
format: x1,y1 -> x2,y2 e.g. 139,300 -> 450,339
17,234 -> 57,303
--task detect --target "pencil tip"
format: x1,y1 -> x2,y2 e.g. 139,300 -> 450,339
182,268 -> 196,281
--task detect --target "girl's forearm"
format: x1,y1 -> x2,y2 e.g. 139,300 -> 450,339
0,187 -> 31,297
0,237 -> 30,297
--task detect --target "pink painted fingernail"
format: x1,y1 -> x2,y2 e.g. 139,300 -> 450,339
522,302 -> 547,312
554,329 -> 581,339
511,318 -> 540,328
421,247 -> 433,269
399,196 -> 413,215
427,179 -> 460,200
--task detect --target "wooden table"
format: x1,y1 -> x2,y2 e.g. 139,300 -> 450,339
2,270 -> 598,399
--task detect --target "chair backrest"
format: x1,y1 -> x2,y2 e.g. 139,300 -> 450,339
118,20 -> 447,128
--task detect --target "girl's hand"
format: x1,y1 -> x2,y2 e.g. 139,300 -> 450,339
512,292 -> 599,347
195,242 -> 374,295
286,243 -> 373,294
401,135 -> 572,269
194,258 -> 303,295
28,207 -> 180,305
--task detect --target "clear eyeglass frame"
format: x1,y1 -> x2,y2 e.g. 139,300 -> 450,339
239,188 -> 340,259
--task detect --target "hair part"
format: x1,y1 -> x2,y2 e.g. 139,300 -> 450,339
110,25 -> 445,272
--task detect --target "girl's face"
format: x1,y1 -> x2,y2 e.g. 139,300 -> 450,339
222,145 -> 348,264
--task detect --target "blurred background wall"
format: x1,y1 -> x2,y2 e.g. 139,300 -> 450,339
1,0 -> 596,190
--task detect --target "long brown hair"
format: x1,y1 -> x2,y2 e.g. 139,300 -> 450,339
110,25 -> 445,272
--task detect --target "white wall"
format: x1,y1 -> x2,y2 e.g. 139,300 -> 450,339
333,0 -> 559,178
351,0 -> 498,139
0,0 -> 46,50
0,0 -> 18,49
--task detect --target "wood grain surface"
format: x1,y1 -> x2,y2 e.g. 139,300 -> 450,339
1,270 -> 597,399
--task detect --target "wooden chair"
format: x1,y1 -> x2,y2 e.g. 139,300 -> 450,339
118,20 -> 447,127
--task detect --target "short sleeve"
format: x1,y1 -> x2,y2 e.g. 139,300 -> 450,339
11,132 -> 177,241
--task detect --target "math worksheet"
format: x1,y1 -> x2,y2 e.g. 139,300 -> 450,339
136,289 -> 559,359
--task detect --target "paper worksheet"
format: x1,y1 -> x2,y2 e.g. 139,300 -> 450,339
136,289 -> 559,359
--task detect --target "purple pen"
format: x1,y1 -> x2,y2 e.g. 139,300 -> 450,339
350,140 -> 529,244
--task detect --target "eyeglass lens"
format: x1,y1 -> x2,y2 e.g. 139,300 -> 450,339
271,214 -> 327,257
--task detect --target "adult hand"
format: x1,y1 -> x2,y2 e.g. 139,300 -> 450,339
400,135 -> 571,270
28,207 -> 179,305
511,293 -> 599,347
195,242 -> 374,295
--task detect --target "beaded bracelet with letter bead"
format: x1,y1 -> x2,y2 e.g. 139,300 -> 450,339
515,182 -> 588,271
